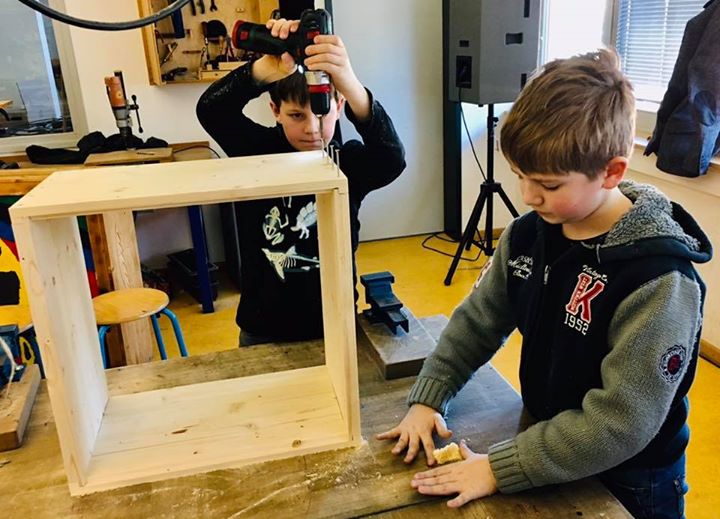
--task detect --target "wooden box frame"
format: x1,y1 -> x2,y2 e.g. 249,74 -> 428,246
10,152 -> 361,495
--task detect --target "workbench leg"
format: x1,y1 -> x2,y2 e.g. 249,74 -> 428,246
187,205 -> 214,313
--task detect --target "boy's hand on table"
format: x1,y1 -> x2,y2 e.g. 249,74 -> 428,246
411,441 -> 498,507
375,403 -> 452,465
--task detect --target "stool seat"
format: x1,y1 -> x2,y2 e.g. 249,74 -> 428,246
93,288 -> 169,325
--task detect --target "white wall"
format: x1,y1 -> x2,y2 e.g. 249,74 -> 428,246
333,0 -> 444,241
54,0 -> 444,267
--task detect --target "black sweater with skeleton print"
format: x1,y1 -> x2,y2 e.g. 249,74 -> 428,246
196,62 -> 405,340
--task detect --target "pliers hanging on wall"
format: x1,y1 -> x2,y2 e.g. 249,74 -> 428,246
197,0 -> 205,14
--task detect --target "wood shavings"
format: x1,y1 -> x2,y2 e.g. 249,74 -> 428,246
433,442 -> 462,465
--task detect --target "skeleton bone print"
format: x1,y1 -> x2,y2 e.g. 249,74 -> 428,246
261,197 -> 320,280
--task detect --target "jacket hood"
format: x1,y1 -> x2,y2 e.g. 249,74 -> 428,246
597,181 -> 712,264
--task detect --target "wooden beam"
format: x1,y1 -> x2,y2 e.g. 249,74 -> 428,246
11,216 -> 108,488
0,364 -> 41,451
316,185 -> 361,443
103,211 -> 154,364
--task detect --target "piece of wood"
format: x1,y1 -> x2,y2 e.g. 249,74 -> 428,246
92,288 -> 168,325
10,216 -> 108,490
358,310 -> 443,379
8,152 -> 360,495
84,148 -> 174,167
0,99 -> 12,109
0,364 -> 41,451
0,343 -> 631,517
316,187 -> 361,443
12,152 -> 345,219
102,211 -> 154,364
81,365 -> 351,495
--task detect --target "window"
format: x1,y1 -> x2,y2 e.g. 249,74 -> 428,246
543,0 -> 611,62
0,0 -> 85,153
614,0 -> 707,108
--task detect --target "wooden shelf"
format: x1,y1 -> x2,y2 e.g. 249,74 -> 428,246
10,151 -> 360,495
76,365 -> 350,495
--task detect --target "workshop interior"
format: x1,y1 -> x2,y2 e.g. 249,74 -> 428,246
0,0 -> 718,517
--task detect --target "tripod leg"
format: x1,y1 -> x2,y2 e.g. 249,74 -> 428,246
484,184 -> 494,254
497,185 -> 520,218
444,188 -> 488,286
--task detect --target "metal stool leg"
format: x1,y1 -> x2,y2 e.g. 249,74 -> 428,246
160,307 -> 189,357
151,314 -> 168,360
98,325 -> 111,369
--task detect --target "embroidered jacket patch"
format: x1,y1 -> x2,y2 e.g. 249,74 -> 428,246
660,345 -> 686,383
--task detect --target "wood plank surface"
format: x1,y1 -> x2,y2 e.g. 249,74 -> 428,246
0,340 -> 630,518
11,152 -> 346,219
0,364 -> 41,451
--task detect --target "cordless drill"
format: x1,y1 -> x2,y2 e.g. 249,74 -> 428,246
231,9 -> 333,146
105,71 -> 143,149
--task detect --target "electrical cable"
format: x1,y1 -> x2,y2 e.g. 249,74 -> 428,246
421,232 -> 484,263
16,0 -> 192,31
457,84 -> 487,182
174,145 -> 222,159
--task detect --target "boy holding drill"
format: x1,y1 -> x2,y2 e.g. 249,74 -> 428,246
197,17 -> 405,345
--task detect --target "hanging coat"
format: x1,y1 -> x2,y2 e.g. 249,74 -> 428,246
644,0 -> 720,177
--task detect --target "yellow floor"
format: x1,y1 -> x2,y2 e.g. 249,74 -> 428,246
159,234 -> 720,518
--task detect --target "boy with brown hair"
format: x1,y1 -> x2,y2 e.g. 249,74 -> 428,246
196,18 -> 405,345
378,49 -> 711,518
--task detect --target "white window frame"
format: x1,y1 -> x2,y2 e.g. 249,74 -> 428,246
0,0 -> 88,156
608,0 -> 705,137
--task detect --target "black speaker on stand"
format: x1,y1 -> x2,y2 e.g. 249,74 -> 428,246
443,0 -> 541,285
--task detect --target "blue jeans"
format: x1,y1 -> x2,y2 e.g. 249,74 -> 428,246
599,455 -> 688,519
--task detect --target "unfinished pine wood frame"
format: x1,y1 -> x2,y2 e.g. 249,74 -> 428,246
9,151 -> 361,495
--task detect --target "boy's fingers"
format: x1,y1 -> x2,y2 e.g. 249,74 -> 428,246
414,465 -> 450,480
375,427 -> 400,440
420,434 -> 437,466
447,492 -> 472,508
459,439 -> 473,459
416,481 -> 456,496
404,435 -> 421,463
391,432 -> 409,455
434,415 -> 452,439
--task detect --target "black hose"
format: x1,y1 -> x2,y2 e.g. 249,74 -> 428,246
16,0 -> 193,31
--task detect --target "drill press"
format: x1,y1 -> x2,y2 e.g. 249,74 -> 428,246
104,71 -> 143,149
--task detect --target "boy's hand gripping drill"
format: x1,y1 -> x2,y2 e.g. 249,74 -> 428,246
231,9 -> 333,150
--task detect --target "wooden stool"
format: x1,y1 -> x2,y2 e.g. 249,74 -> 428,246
92,288 -> 188,368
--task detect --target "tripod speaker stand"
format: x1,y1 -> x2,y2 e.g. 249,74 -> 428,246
444,103 -> 519,286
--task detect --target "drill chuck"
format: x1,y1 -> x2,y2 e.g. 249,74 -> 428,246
305,70 -> 332,116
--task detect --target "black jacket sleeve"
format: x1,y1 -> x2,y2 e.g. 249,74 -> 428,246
196,62 -> 284,157
341,91 -> 406,198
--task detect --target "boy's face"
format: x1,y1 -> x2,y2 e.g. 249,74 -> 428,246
270,97 -> 344,152
513,168 -> 612,225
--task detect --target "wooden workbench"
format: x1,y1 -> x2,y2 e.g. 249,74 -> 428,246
0,340 -> 630,518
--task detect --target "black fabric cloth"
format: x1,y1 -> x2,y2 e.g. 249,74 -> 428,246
26,132 -> 168,165
196,62 -> 406,341
644,0 -> 720,177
